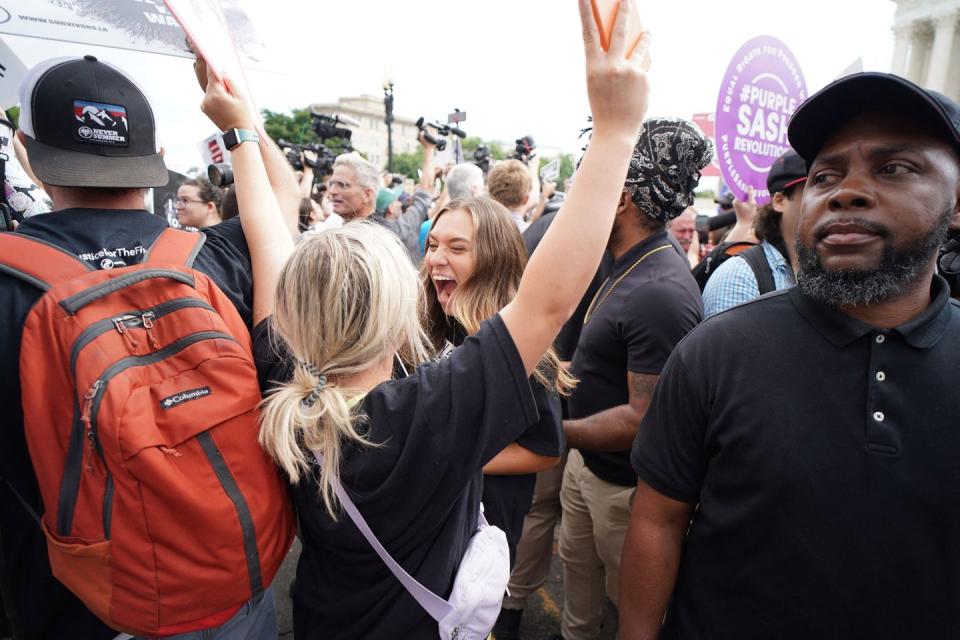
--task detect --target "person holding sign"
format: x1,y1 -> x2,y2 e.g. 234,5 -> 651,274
229,2 -> 653,637
702,149 -> 807,316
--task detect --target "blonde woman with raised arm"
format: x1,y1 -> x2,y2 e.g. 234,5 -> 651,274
201,2 -> 650,638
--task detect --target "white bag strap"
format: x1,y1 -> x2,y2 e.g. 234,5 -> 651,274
315,452 -> 455,622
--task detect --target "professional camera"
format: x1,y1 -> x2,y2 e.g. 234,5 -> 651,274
513,135 -> 536,163
207,162 -> 234,188
432,122 -> 467,140
473,145 -> 491,174
415,117 -> 447,151
277,139 -> 338,176
310,109 -> 357,152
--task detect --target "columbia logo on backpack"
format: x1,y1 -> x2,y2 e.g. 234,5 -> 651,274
0,228 -> 295,637
160,386 -> 212,410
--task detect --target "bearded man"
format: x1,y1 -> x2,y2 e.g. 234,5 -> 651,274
619,72 -> 960,640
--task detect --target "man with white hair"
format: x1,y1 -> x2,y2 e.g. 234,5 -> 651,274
446,162 -> 485,200
328,152 -> 381,220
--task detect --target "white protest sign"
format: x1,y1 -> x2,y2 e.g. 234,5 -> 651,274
0,0 -> 270,68
163,0 -> 260,124
198,132 -> 230,166
540,158 -> 560,183
0,37 -> 28,109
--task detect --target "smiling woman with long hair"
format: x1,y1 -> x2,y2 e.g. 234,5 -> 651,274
420,196 -> 576,561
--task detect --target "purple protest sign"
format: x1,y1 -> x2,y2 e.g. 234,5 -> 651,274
715,36 -> 807,204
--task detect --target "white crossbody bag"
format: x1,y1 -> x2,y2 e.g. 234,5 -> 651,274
315,453 -> 510,640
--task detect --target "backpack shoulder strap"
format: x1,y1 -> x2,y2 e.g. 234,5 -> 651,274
144,227 -> 207,268
741,245 -> 776,295
0,233 -> 94,291
314,452 -> 454,622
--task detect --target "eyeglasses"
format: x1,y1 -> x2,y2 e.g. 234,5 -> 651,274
174,197 -> 205,208
326,179 -> 355,191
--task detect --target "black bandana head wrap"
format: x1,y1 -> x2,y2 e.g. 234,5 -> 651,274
624,117 -> 714,222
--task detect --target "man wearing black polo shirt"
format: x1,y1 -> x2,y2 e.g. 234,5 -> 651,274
622,73 -> 960,640
557,118 -> 710,640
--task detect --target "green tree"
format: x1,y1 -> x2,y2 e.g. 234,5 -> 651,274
261,108 -> 317,146
261,108 -> 354,158
392,149 -> 424,180
6,106 -> 19,128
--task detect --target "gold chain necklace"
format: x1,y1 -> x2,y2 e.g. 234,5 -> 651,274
583,245 -> 673,324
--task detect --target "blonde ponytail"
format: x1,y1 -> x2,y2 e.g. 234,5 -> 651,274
258,222 -> 429,517
259,360 -> 367,516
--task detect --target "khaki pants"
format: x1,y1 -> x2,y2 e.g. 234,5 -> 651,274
501,457 -> 566,610
558,450 -> 633,640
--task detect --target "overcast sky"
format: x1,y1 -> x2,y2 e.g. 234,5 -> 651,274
8,0 -> 897,172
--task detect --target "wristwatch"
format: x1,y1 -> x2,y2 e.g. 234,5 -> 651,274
221,128 -> 259,151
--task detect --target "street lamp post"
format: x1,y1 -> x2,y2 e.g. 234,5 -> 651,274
383,81 -> 395,172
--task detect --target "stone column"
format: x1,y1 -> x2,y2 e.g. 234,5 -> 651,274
907,23 -> 933,85
926,12 -> 958,93
891,23 -> 912,76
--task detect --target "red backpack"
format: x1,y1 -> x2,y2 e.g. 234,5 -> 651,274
0,228 -> 295,637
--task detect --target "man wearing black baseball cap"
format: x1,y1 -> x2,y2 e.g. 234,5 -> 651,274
0,55 -> 285,639
621,72 -> 960,639
702,148 -> 807,316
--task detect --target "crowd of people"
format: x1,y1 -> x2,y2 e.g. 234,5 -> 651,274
1,2 -> 960,640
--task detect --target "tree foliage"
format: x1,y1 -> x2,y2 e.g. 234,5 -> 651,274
392,148 -> 424,180
261,108 -> 318,146
261,108 -> 355,158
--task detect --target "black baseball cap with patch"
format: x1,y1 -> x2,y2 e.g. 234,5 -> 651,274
788,72 -> 960,166
18,55 -> 168,189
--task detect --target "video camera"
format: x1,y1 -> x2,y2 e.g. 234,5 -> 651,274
415,118 -> 447,151
277,139 -> 338,175
310,109 -> 357,148
473,145 -> 491,174
275,109 -> 358,175
415,117 -> 468,152
513,135 -> 536,163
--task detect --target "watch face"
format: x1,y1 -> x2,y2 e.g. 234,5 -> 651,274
223,130 -> 239,150
223,129 -> 256,150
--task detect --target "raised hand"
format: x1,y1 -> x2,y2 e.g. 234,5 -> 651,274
579,0 -> 651,141
199,62 -> 254,133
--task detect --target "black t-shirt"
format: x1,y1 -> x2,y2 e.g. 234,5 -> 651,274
632,278 -> 960,639
253,314 -> 539,639
569,231 -> 702,486
0,210 -> 252,639
480,386 -> 562,566
436,320 -> 564,565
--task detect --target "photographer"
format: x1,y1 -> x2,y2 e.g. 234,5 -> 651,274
369,131 -> 437,262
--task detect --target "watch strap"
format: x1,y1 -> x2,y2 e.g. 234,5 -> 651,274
222,128 -> 259,151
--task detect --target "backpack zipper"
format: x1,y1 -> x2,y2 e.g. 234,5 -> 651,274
70,297 -> 215,374
60,269 -> 195,315
57,328 -> 235,538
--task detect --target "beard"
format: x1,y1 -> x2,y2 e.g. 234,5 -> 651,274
796,212 -> 951,307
